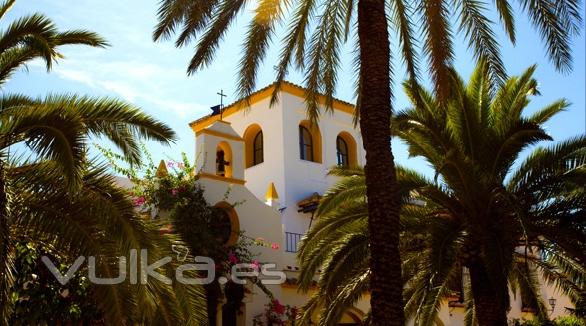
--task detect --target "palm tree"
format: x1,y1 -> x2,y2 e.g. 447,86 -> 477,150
153,1 -> 582,323
297,64 -> 586,325
394,62 -> 585,325
7,162 -> 207,325
296,166 -> 433,325
0,1 -> 206,324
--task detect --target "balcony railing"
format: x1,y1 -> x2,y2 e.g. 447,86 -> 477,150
284,232 -> 304,253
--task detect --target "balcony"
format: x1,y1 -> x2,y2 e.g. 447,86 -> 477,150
284,232 -> 304,253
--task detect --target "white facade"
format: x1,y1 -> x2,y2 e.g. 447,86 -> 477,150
188,82 -> 573,325
190,82 -> 369,324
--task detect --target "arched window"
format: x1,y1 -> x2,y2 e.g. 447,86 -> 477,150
214,202 -> 240,246
299,120 -> 322,163
336,136 -> 349,167
336,132 -> 358,167
253,131 -> 263,165
244,124 -> 263,168
299,125 -> 313,161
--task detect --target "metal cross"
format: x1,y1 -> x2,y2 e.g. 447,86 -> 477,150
217,89 -> 227,119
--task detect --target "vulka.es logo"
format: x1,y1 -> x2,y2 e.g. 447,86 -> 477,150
42,249 -> 285,285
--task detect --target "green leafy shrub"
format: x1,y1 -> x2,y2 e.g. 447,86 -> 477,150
9,242 -> 103,325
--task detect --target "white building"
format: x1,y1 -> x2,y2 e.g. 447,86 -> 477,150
186,81 -> 572,325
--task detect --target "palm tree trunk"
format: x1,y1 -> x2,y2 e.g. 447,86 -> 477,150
0,162 -> 10,325
468,261 -> 508,325
357,0 -> 404,324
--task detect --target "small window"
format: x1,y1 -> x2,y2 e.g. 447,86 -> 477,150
337,136 -> 349,167
253,131 -> 263,165
299,125 -> 313,161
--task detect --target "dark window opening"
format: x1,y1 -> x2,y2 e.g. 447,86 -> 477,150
336,136 -> 349,167
253,131 -> 263,165
299,125 -> 313,161
216,150 -> 230,176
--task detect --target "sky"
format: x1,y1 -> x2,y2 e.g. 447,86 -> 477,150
4,1 -> 586,177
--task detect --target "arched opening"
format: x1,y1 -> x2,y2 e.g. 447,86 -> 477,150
216,141 -> 233,178
336,132 -> 358,167
299,120 -> 322,163
243,124 -> 264,168
213,201 -> 240,246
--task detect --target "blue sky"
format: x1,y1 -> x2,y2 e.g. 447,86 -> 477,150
4,1 -> 586,176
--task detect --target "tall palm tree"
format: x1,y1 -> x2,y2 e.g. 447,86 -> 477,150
153,1 -> 582,323
297,64 -> 586,325
0,1 -> 206,324
394,62 -> 585,325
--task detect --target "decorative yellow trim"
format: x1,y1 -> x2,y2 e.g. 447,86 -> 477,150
199,172 -> 246,185
265,182 -> 279,201
189,82 -> 356,132
156,160 -> 169,177
195,129 -> 244,142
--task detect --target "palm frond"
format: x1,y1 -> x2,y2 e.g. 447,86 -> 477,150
494,0 -> 516,43
238,0 -> 287,105
186,0 -> 247,74
455,0 -> 506,87
269,0 -> 316,106
420,0 -> 454,102
0,0 -> 15,21
1,94 -> 175,189
517,0 -> 576,73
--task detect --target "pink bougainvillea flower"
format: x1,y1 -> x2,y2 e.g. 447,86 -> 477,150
134,196 -> 145,207
228,252 -> 239,264
272,299 -> 285,315
251,260 -> 260,271
270,243 -> 280,250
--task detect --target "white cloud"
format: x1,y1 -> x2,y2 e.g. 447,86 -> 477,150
55,69 -> 96,88
51,58 -> 204,118
148,98 -> 207,118
98,80 -> 139,102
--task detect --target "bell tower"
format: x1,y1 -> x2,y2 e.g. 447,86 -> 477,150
194,120 -> 245,184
